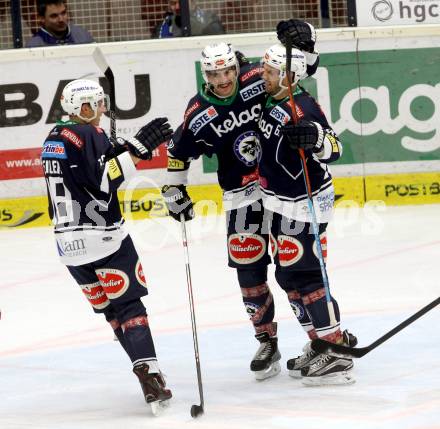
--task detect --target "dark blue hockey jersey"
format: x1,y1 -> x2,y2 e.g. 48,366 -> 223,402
258,87 -> 342,222
167,64 -> 266,208
41,121 -> 137,265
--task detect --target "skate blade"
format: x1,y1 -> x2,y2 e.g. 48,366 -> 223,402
288,369 -> 302,379
302,371 -> 355,387
150,399 -> 170,416
254,361 -> 281,381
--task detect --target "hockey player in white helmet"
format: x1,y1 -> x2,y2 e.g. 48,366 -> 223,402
258,44 -> 358,385
162,21 -> 323,382
43,78 -> 174,413
200,42 -> 240,98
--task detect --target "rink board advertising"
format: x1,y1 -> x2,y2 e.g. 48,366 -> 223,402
0,26 -> 439,228
354,0 -> 440,26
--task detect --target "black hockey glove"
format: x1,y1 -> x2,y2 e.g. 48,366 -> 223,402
125,117 -> 173,160
161,184 -> 194,222
281,120 -> 323,152
235,50 -> 250,67
276,19 -> 315,53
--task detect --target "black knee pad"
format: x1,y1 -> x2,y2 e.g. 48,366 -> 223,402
274,268 -> 296,292
112,299 -> 147,324
103,307 -> 117,323
236,267 -> 268,287
275,268 -> 323,294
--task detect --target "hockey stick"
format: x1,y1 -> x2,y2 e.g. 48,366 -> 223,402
93,47 -> 116,140
180,213 -> 204,418
284,35 -> 337,326
311,296 -> 440,358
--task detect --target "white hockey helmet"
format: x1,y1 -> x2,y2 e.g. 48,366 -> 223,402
61,79 -> 109,122
262,43 -> 307,86
200,42 -> 240,83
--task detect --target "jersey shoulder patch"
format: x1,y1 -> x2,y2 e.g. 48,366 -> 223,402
183,96 -> 205,128
239,65 -> 263,84
187,105 -> 218,135
296,93 -> 329,126
60,127 -> 84,149
281,100 -> 305,121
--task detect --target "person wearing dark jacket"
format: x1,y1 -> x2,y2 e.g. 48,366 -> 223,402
26,0 -> 94,47
152,0 -> 225,38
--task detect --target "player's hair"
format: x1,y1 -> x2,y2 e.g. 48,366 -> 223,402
37,0 -> 66,17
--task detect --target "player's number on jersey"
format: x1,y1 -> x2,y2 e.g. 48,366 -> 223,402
46,176 -> 75,224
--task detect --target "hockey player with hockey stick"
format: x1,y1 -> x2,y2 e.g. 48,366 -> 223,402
258,44 -> 357,385
42,79 -> 173,413
162,20 -> 321,381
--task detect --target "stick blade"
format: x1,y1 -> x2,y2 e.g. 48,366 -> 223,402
92,47 -> 110,75
311,338 -> 368,359
190,404 -> 204,418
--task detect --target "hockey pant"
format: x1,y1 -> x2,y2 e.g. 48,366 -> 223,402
271,213 -> 342,343
226,202 -> 313,337
67,235 -> 158,366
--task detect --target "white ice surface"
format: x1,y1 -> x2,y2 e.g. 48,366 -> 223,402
1,204 -> 439,429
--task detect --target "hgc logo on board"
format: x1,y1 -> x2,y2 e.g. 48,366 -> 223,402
0,75 -> 151,128
372,0 -> 439,23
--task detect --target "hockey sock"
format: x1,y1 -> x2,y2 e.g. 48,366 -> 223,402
240,283 -> 275,334
108,318 -> 131,356
302,290 -> 342,342
121,315 -> 157,363
286,290 -> 317,339
274,269 -> 317,339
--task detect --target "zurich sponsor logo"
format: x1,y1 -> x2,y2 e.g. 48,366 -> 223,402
188,106 -> 218,135
239,80 -> 266,101
233,131 -> 261,167
269,105 -> 290,124
42,141 -> 67,159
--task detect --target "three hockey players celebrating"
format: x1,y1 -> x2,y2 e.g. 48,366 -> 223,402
43,18 -> 356,415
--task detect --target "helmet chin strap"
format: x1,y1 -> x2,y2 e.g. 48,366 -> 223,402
78,111 -> 97,123
273,71 -> 296,98
77,102 -> 99,123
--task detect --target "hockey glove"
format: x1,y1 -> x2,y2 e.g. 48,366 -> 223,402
281,120 -> 323,152
125,117 -> 173,160
235,50 -> 250,67
161,184 -> 195,222
276,19 -> 316,53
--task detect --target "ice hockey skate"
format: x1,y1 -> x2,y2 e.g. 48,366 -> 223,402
288,330 -> 357,379
301,330 -> 357,386
286,341 -> 317,379
250,330 -> 281,380
133,363 -> 172,416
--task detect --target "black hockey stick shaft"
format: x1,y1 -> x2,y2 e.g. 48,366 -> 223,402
180,213 -> 204,418
92,48 -> 116,140
311,296 -> 440,358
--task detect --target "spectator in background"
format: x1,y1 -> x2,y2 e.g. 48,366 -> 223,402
152,0 -> 225,38
26,0 -> 94,47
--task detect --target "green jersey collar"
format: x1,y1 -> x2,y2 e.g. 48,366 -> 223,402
200,83 -> 238,106
265,86 -> 303,108
56,119 -> 79,125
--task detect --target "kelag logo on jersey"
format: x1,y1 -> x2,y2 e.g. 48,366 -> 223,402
211,104 -> 261,137
234,131 -> 262,166
188,106 -> 218,135
239,80 -> 266,101
42,141 -> 67,159
270,105 -> 290,124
